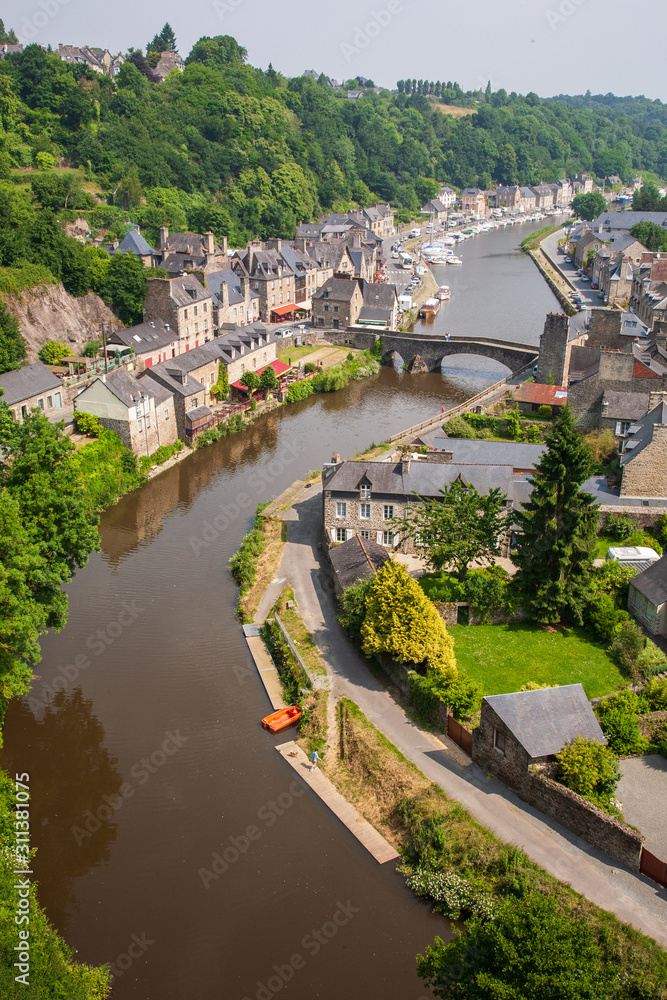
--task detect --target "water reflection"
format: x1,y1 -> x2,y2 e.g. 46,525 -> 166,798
0,690 -> 122,932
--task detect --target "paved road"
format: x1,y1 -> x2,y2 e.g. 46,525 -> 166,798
257,484 -> 667,946
540,229 -> 601,309
618,755 -> 667,859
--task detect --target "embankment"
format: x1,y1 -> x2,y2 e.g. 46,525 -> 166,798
2,282 -> 119,360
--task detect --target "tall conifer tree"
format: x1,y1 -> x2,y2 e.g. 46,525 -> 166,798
512,406 -> 598,624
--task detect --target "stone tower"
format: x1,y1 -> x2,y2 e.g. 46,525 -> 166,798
536,313 -> 570,386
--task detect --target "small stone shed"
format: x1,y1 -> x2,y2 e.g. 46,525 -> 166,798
328,532 -> 389,597
473,684 -> 606,786
628,555 -> 667,635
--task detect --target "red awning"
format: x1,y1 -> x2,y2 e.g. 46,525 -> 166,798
270,303 -> 297,318
230,359 -> 293,391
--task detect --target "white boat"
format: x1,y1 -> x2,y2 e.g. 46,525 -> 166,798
447,255 -> 463,265
429,255 -> 452,264
435,285 -> 450,300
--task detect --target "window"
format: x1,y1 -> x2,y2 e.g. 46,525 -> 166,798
194,305 -> 198,316
359,530 -> 370,541
360,503 -> 371,519
333,319 -> 339,330
38,398 -> 44,410
146,414 -> 151,428
493,728 -> 505,755
360,485 -> 371,499
382,531 -> 393,546
324,304 -> 329,312
184,308 -> 188,319
55,392 -> 61,408
336,502 -> 347,518
195,323 -> 198,334
333,305 -> 339,313
615,421 -> 631,436
336,527 -> 346,542
204,303 -> 207,313
254,281 -> 259,291
137,417 -> 143,430
383,505 -> 394,519
192,398 -> 198,408
317,317 -> 324,326
46,396 -> 52,408
164,410 -> 169,419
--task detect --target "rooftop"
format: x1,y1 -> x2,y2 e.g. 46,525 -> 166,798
630,556 -> 667,607
0,362 -> 62,406
484,684 -> 606,758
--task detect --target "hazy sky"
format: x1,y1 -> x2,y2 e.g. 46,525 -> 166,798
14,0 -> 667,101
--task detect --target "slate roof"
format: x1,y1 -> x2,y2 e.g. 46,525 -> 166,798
484,684 -> 606,758
357,307 -> 391,323
592,211 -> 667,232
107,319 -> 175,354
166,275 -> 212,307
630,556 -> 667,607
601,390 -> 648,421
115,228 -> 154,257
314,278 -> 360,302
329,533 -> 390,591
326,460 -> 515,498
362,283 -> 397,309
0,362 -> 62,405
161,232 -> 219,255
425,438 -> 546,469
186,405 -> 213,422
94,367 -> 154,408
140,367 -> 203,398
620,402 -> 667,466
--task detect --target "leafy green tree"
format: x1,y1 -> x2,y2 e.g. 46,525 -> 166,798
397,480 -> 509,581
0,19 -> 18,44
361,561 -> 457,679
259,365 -> 278,391
185,35 -> 248,70
572,191 -> 606,220
240,370 -> 259,395
632,182 -> 666,212
336,578 -> 372,638
417,892 -> 623,1000
556,735 -> 621,804
31,173 -> 87,210
0,303 -> 25,373
102,251 -> 148,325
210,362 -> 229,400
512,406 -> 598,624
147,22 -> 177,54
629,220 -> 667,252
38,339 -> 70,364
114,175 -> 143,210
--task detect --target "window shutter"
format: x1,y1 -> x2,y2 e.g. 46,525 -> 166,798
615,421 -> 621,435
376,531 -> 383,544
393,533 -> 400,548
346,529 -> 353,540
330,528 -> 336,542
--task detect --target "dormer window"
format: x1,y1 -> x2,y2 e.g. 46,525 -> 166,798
360,484 -> 371,499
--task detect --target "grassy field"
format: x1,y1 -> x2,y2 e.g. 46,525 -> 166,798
520,224 -> 563,251
594,534 -> 615,558
450,623 -> 626,698
428,100 -> 477,117
278,344 -> 318,363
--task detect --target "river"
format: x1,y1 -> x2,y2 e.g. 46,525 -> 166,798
0,220 -> 561,1000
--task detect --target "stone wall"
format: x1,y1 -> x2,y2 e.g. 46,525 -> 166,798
598,505 -> 667,529
568,374 -> 665,432
621,424 -> 667,497
536,312 -> 570,386
586,309 -> 625,350
3,284 -> 119,362
472,702 -> 644,870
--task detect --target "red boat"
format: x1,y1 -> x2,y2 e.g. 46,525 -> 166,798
261,705 -> 302,733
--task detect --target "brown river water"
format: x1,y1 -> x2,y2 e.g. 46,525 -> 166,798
0,220 -> 560,999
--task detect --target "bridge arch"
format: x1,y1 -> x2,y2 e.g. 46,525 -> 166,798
360,331 -> 538,375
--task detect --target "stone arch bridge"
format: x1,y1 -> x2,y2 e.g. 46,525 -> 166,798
344,330 -> 538,374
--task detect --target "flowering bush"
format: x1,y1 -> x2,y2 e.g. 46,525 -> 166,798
406,867 -> 494,921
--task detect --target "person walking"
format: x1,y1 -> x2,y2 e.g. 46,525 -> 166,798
309,750 -> 319,771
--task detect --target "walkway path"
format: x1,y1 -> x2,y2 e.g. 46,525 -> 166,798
264,484 -> 667,946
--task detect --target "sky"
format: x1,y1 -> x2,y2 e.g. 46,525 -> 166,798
13,0 -> 667,101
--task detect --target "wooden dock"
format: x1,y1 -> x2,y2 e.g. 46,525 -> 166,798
243,627 -> 286,710
275,740 -> 399,865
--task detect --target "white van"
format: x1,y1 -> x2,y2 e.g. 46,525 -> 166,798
409,227 -> 421,237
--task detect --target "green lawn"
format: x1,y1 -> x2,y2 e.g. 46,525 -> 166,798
450,623 -> 626,698
594,535 -> 615,558
278,345 -> 318,363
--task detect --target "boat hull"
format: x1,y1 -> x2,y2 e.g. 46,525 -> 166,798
261,705 -> 302,733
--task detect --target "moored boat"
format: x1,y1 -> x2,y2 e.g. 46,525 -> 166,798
419,297 -> 441,318
447,255 -> 463,265
435,285 -> 450,300
261,705 -> 302,733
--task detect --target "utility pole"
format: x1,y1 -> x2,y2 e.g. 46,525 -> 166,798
102,322 -> 108,374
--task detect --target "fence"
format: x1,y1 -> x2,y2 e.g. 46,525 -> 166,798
640,847 -> 667,889
274,613 -> 317,690
446,716 -> 473,757
388,364 -> 535,444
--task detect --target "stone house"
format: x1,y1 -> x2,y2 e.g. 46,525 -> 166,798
357,283 -> 399,330
153,51 -> 185,82
575,173 -> 595,194
105,226 -> 155,266
627,556 -> 667,634
421,198 -> 449,223
139,365 -> 207,443
549,179 -> 573,206
620,400 -> 667,497
531,184 -> 555,209
519,187 -> 536,211
105,318 -> 180,369
512,381 -> 568,413
591,210 -> 667,235
215,325 -> 278,385
57,44 -> 122,77
153,228 -> 228,275
312,278 -> 364,331
599,390 -> 649,440
206,269 -> 259,329
461,188 -> 487,215
359,204 -> 395,237
305,241 -> 355,280
143,275 -> 213,352
472,684 -> 606,788
328,533 -> 390,597
278,243 -> 325,309
494,185 -> 522,210
232,242 -> 297,323
438,187 -> 457,208
631,256 -> 667,329
0,362 -> 64,422
144,341 -> 228,410
321,456 -> 516,551
73,367 -> 177,456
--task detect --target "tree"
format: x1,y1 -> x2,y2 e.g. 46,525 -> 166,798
397,480 -> 509,581
629,220 -> 667,252
240,371 -> 259,395
572,191 -> 606,220
361,561 -> 457,679
38,339 -> 70,364
417,893 -> 623,1000
632,182 -> 666,212
556,735 -> 620,805
114,175 -> 143,210
147,23 -> 177,54
210,362 -> 229,400
101,251 -> 148,326
512,406 -> 599,624
336,578 -> 372,638
0,303 -> 25,373
259,365 -> 278,392
0,19 -> 18,44
185,35 -> 247,70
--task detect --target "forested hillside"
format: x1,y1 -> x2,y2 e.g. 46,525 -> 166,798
0,30 -> 666,371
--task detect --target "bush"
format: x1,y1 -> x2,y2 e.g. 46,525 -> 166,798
604,512 -> 638,541
556,735 -> 620,806
644,677 -> 667,711
608,621 -> 648,679
440,676 -> 482,719
418,573 -> 463,603
304,362 -> 317,373
537,404 -> 552,417
590,560 -> 635,608
286,380 -> 313,403
584,429 -> 618,469
138,439 -> 184,471
336,578 -> 372,638
73,410 -> 103,436
228,502 -> 271,595
586,593 -> 630,641
312,366 -> 349,392
406,867 -> 494,921
462,566 -> 511,623
619,531 -> 662,555
443,414 -> 475,438
38,339 -> 70,364
595,693 -> 648,755
654,513 -> 667,548
81,338 -> 101,358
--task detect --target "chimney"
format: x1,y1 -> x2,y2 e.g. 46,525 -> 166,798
160,226 -> 169,249
205,231 -> 215,254
331,452 -> 341,464
220,235 -> 228,255
353,232 -> 362,248
267,238 -> 282,252
294,237 -> 308,252
401,457 -> 410,476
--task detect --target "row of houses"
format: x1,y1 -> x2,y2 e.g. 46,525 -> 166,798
421,175 -> 597,221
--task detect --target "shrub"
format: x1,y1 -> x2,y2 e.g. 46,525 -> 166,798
619,531 -> 662,555
644,677 -> 667,711
462,566 -> 511,624
584,429 -> 618,468
441,676 -> 482,719
73,410 -> 102,436
556,735 -> 620,806
654,513 -> 667,549
81,338 -> 101,358
38,339 -> 70,364
406,867 -> 494,921
590,560 -> 635,608
586,593 -> 630,641
228,502 -> 271,595
304,361 -> 317,373
286,380 -> 313,403
604,512 -> 637,541
336,578 -> 372,638
596,702 -> 648,756
443,414 -> 475,438
139,439 -> 184,471
636,639 -> 667,679
537,404 -> 552,417
34,151 -> 55,170
418,573 -> 463,603
608,621 -> 648,679
312,366 -> 349,392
